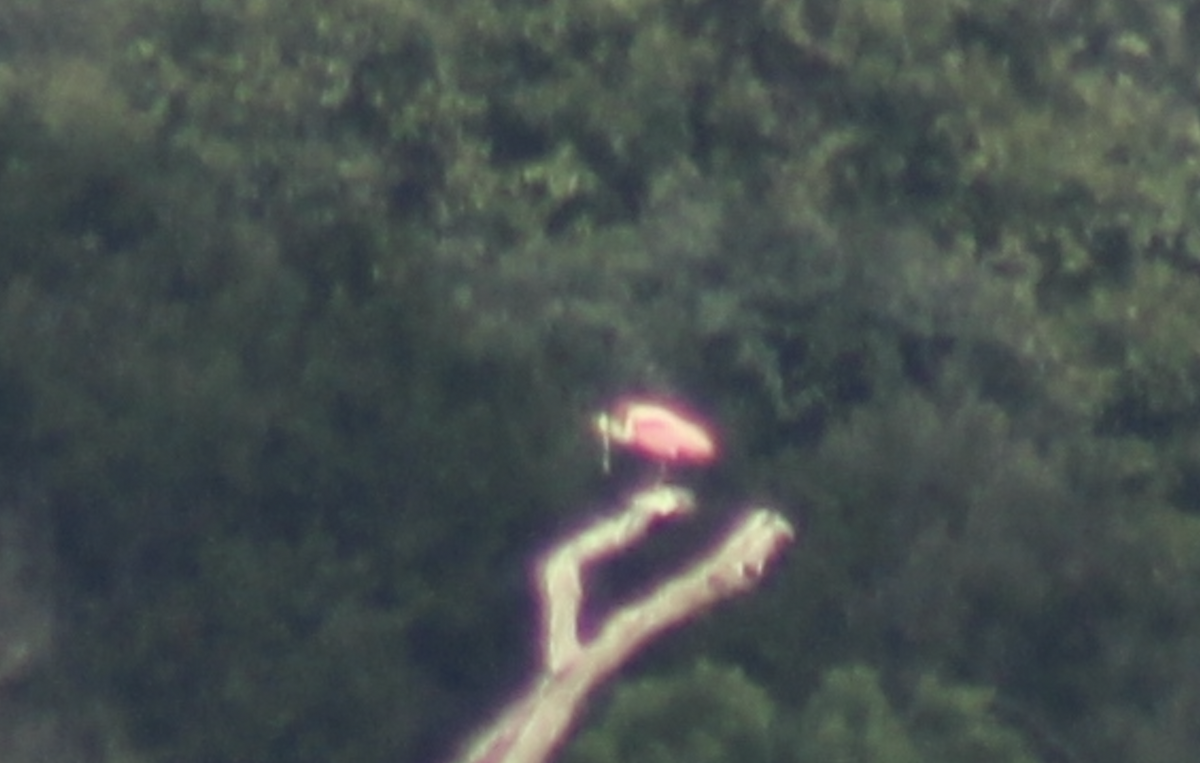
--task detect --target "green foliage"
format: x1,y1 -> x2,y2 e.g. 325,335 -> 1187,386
564,662 -> 1039,763
4,1 -> 1200,763
907,672 -> 1040,763
757,387 -> 1200,763
561,660 -> 784,763
794,664 -> 921,763
795,665 -> 1039,763
89,529 -> 430,763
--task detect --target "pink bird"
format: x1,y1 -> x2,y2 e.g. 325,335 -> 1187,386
592,397 -> 717,472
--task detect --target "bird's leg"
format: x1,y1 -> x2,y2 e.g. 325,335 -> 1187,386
592,413 -> 613,473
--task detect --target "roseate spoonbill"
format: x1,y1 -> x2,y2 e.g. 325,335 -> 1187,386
592,397 -> 717,473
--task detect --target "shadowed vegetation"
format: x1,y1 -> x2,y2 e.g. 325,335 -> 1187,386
1,1 -> 1200,762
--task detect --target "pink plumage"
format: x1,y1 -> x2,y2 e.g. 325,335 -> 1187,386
596,398 -> 717,465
